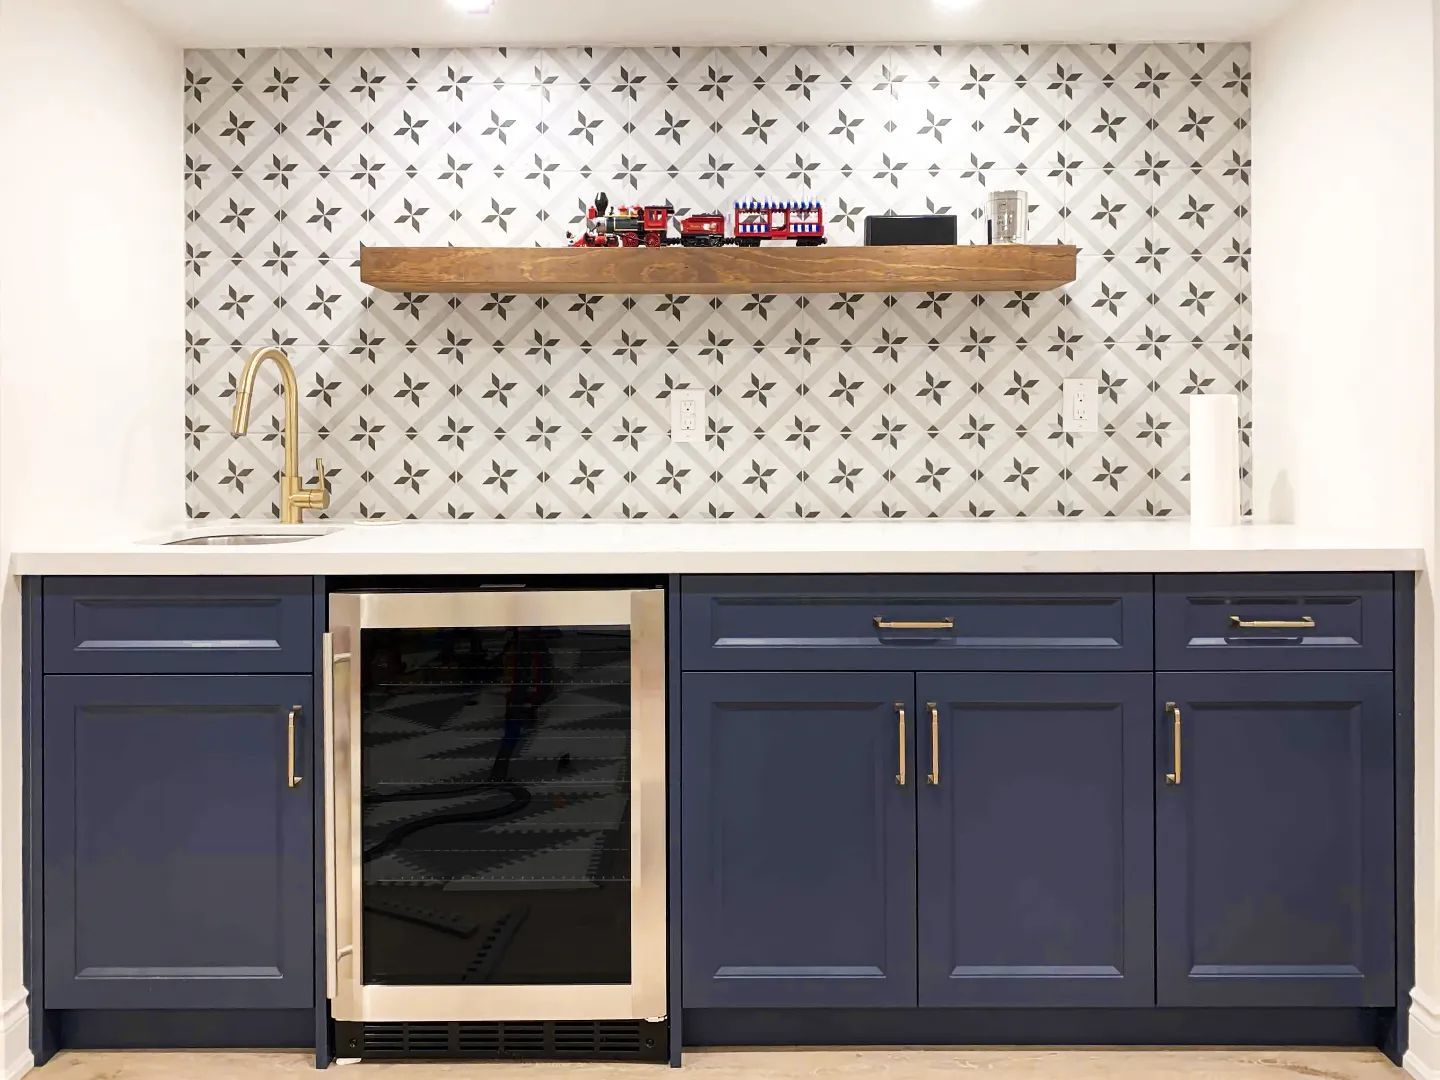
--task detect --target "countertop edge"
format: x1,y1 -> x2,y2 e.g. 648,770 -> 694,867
11,546 -> 1426,577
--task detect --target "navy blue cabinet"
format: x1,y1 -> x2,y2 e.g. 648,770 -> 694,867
43,675 -> 315,1010
681,575 -> 1153,672
27,569 -> 1405,1057
916,673 -> 1155,1007
43,577 -> 315,675
1155,672 -> 1396,1007
677,571 -> 1403,1034
681,672 -> 918,1008
1155,575 -> 1393,671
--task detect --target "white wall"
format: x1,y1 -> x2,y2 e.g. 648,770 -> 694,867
1254,1 -> 1436,1076
1251,0 -> 1435,535
0,0 -> 1432,1073
0,0 -> 184,1075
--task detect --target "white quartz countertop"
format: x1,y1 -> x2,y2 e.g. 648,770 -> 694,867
10,520 -> 1425,576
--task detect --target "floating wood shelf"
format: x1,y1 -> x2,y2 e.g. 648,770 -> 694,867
359,243 -> 1078,296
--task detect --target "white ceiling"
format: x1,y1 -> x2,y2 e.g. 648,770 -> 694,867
118,0 -> 1301,49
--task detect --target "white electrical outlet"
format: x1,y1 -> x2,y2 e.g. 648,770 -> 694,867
1063,378 -> 1099,434
670,388 -> 706,444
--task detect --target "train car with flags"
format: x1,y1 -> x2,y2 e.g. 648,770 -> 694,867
731,197 -> 827,246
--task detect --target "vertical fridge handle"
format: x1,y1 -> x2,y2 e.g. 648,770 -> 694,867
323,632 -> 353,999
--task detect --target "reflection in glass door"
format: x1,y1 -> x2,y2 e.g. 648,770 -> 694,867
359,624 -> 633,987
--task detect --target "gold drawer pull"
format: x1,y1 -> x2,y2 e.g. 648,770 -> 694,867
1228,615 -> 1316,630
927,702 -> 941,786
286,705 -> 303,789
1165,702 -> 1182,785
875,616 -> 955,631
894,703 -> 907,787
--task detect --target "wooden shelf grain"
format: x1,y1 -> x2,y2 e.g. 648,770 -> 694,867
358,243 -> 1079,296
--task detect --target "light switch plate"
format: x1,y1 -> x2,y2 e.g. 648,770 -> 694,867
1062,378 -> 1099,433
670,388 -> 706,444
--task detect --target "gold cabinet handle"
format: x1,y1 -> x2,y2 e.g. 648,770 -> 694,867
894,703 -> 907,786
926,702 -> 941,786
1165,701 -> 1182,785
286,705 -> 303,789
875,616 -> 955,631
1228,615 -> 1316,630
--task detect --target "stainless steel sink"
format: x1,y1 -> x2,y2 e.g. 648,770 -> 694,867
166,533 -> 320,547
157,525 -> 342,547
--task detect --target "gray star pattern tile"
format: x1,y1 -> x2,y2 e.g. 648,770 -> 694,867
183,42 -> 1251,521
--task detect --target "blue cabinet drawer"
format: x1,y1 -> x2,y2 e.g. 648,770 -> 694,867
1155,574 -> 1393,671
681,575 -> 1153,671
43,577 -> 314,674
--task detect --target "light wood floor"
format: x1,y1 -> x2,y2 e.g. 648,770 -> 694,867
33,1048 -> 1408,1078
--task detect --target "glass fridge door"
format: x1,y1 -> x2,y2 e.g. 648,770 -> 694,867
358,621 -> 634,988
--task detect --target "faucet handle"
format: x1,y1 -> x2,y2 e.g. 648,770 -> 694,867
306,457 -> 331,510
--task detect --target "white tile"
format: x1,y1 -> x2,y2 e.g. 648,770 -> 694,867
183,44 -> 1252,522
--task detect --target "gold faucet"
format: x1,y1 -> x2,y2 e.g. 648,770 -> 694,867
230,347 -> 330,525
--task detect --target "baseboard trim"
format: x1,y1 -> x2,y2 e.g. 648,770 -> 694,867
2,991 -> 32,1080
57,1008 -> 312,1050
1406,990 -> 1440,1078
684,1005 -> 1385,1049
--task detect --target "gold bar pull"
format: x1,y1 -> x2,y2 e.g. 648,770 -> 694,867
926,702 -> 941,786
895,703 -> 907,786
1165,701 -> 1182,785
875,616 -> 956,631
286,705 -> 303,789
1228,615 -> 1316,630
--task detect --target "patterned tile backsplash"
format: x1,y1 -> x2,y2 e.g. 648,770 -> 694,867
183,42 -> 1251,521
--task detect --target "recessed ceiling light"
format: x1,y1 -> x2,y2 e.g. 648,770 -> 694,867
445,0 -> 495,13
933,0 -> 982,9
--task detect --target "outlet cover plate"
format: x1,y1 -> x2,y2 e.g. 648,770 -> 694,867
1063,378 -> 1099,434
670,388 -> 706,444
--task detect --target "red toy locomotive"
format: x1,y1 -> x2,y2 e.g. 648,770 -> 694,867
567,193 -> 826,248
568,193 -> 670,247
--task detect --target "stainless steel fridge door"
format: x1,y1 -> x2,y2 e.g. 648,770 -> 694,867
325,589 -> 666,1022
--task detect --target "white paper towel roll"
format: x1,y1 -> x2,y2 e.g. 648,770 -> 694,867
1189,394 -> 1240,527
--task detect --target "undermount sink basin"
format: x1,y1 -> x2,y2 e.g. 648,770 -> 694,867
158,525 -> 342,547
166,533 -> 319,547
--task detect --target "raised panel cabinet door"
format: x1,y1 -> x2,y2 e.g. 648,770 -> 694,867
1155,672 -> 1396,1007
915,673 -> 1155,1007
681,671 -> 917,1008
43,675 -> 315,1009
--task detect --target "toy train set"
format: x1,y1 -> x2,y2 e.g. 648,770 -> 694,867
568,192 -> 827,248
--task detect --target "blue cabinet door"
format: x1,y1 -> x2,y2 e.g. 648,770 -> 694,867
915,673 -> 1155,1006
43,675 -> 315,1009
681,671 -> 917,1008
1155,672 -> 1396,1007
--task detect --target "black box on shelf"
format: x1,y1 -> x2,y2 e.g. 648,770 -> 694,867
863,214 -> 959,246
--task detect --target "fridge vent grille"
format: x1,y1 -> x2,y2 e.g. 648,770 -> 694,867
345,1019 -> 664,1062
